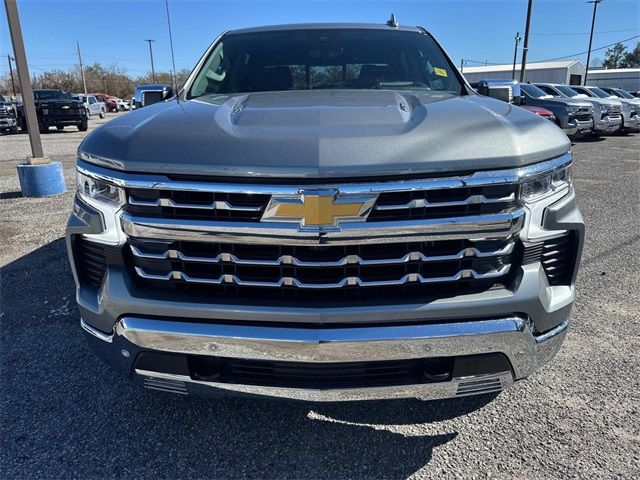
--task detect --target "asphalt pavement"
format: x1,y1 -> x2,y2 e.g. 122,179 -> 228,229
0,116 -> 638,479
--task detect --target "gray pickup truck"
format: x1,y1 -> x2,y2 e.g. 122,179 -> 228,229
517,83 -> 594,137
67,22 -> 584,401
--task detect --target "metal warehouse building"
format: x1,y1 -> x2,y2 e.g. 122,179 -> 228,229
462,60 -> 586,85
586,69 -> 640,90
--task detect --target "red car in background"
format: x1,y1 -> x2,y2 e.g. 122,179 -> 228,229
521,105 -> 556,122
91,93 -> 118,112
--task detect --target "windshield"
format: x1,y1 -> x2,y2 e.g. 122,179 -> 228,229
588,87 -> 613,98
555,85 -> 581,97
520,84 -> 549,99
189,29 -> 462,98
612,88 -> 634,99
34,90 -> 70,100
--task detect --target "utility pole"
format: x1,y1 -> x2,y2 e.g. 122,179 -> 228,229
76,41 -> 87,95
519,0 -> 534,83
584,0 -> 602,85
145,39 -> 156,83
4,0 -> 44,161
7,54 -> 16,96
460,59 -> 464,73
512,32 -> 522,80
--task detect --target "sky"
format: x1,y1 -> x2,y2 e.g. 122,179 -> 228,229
1,0 -> 639,78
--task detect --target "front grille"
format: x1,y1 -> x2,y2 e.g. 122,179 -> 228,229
368,184 -> 517,221
0,107 -> 8,118
125,182 -> 519,223
575,114 -> 592,122
190,356 -> 439,388
126,188 -> 270,222
128,236 -> 519,302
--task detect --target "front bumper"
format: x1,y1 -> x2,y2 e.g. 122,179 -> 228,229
563,117 -> 593,136
42,114 -> 85,125
623,113 -> 640,130
593,115 -> 622,133
82,315 -> 569,401
0,117 -> 16,128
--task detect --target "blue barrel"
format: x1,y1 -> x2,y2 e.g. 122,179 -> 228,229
16,162 -> 66,197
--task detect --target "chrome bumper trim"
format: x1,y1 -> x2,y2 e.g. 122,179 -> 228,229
81,318 -> 113,343
120,209 -> 525,245
133,369 -> 514,402
564,118 -> 593,136
114,316 -> 569,380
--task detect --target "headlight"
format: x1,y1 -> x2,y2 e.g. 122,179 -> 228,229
566,106 -> 581,114
76,170 -> 125,207
520,163 -> 572,202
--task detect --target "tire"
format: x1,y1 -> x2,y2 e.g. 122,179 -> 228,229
56,125 -> 64,131
9,126 -> 18,134
99,110 -> 105,119
18,116 -> 27,132
39,124 -> 48,134
77,122 -> 88,132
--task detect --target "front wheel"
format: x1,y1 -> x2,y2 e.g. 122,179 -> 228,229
56,125 -> 64,131
9,125 -> 18,134
78,121 -> 88,132
39,123 -> 48,134
99,110 -> 105,119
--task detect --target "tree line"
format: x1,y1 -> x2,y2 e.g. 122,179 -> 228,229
601,42 -> 640,69
0,63 -> 192,99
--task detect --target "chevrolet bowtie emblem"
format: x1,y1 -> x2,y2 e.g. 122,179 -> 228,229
262,190 -> 377,228
62,105 -> 70,109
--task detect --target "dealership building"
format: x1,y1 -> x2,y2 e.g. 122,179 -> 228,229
462,60 -> 640,90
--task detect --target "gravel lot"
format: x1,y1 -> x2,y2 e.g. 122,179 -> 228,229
1,116 -> 639,479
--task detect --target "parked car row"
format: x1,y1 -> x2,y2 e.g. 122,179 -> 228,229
473,79 -> 640,139
0,89 -> 140,134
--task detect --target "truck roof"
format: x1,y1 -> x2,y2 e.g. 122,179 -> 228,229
227,22 -> 422,35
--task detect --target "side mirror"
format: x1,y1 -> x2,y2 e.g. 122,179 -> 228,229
511,84 -> 523,105
484,85 -> 512,103
478,82 -> 523,105
162,87 -> 174,100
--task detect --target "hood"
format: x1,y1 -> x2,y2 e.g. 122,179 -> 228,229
579,96 -> 622,108
79,90 -> 570,179
537,96 -> 593,109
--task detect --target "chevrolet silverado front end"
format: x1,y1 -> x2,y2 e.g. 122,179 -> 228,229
67,23 -> 584,401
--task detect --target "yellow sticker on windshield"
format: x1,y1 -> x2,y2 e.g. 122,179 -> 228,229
434,67 -> 448,77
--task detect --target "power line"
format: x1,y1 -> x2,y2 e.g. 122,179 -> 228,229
532,27 -> 639,36
539,34 -> 640,62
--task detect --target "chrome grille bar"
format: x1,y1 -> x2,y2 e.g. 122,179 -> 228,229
134,265 -> 511,289
128,196 -> 263,212
120,210 -> 525,245
374,193 -> 516,211
130,241 -> 514,267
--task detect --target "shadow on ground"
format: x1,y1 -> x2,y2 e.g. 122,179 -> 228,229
1,238 -> 496,479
